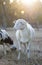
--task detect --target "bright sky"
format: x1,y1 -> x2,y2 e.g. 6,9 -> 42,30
21,0 -> 37,6
10,0 -> 42,5
40,0 -> 42,2
10,0 -> 13,4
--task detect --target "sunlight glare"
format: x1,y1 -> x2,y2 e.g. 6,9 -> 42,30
21,0 -> 37,6
21,10 -> 24,14
16,0 -> 20,3
10,0 -> 13,4
3,1 -> 6,5
40,0 -> 42,2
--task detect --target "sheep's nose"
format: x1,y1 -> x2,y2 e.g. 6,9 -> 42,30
10,45 -> 17,50
11,47 -> 17,51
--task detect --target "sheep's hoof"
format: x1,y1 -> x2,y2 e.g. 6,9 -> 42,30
14,59 -> 19,63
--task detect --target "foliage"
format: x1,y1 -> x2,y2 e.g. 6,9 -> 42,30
0,0 -> 42,27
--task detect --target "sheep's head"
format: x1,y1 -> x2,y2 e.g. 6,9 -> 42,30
14,19 -> 27,30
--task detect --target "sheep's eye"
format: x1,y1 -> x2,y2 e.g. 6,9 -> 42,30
20,22 -> 24,25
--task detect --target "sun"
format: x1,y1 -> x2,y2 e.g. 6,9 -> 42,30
21,0 -> 37,6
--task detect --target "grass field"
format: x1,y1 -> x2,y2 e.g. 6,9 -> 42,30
0,28 -> 42,65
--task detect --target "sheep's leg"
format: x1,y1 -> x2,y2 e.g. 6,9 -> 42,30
27,42 -> 31,59
17,41 -> 21,60
3,43 -> 6,55
23,43 -> 27,55
17,50 -> 21,60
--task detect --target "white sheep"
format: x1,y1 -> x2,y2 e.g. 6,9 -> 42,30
0,29 -> 14,55
13,19 -> 35,60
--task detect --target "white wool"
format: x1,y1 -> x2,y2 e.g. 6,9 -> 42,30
14,19 -> 35,42
26,23 -> 35,38
13,19 -> 35,60
14,19 -> 27,30
16,28 -> 30,43
1,29 -> 9,39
